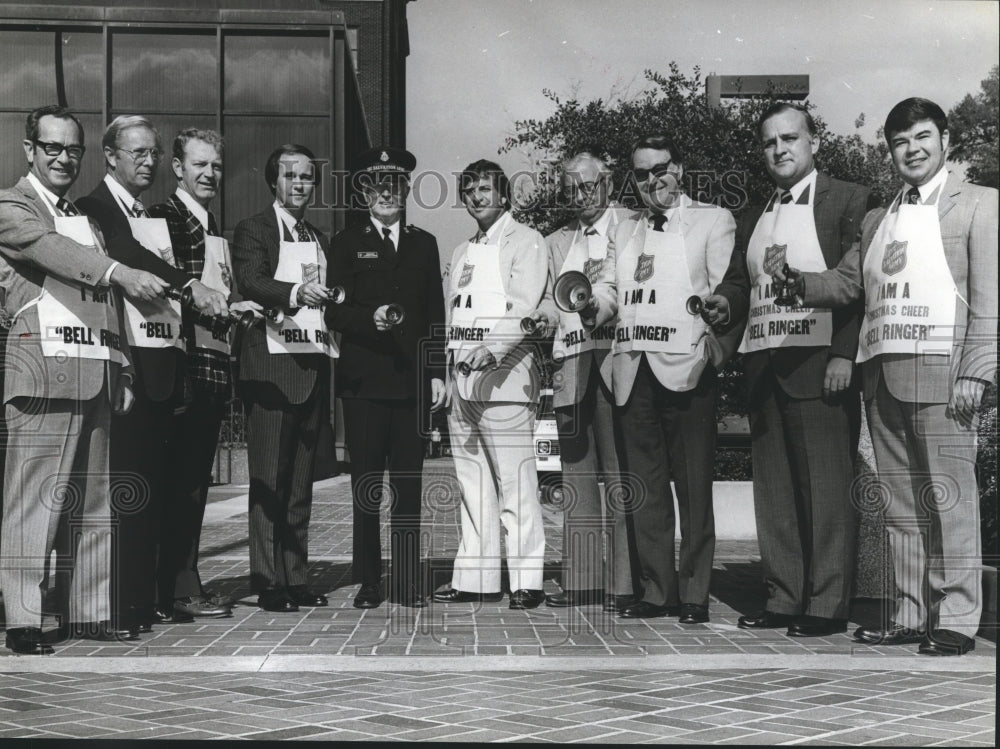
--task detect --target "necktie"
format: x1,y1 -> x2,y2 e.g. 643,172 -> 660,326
293,220 -> 310,242
382,226 -> 396,258
650,213 -> 667,232
132,198 -> 148,218
906,187 -> 921,205
206,211 -> 219,237
780,191 -> 794,205
56,197 -> 79,217
584,227 -> 598,236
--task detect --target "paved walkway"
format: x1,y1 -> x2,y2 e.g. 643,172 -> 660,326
0,461 -> 995,744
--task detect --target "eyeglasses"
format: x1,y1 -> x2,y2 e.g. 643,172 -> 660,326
634,161 -> 679,184
33,140 -> 85,160
116,147 -> 164,164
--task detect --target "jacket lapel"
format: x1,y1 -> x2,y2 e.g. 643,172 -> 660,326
15,177 -> 56,229
813,172 -> 831,214
937,172 -> 962,222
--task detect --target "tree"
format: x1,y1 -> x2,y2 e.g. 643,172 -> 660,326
948,65 -> 999,188
500,64 -> 897,237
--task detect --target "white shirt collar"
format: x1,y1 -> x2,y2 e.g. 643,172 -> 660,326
175,187 -> 211,230
26,172 -> 66,216
370,216 -> 401,248
581,206 -> 614,237
910,166 -> 949,205
104,173 -> 142,217
647,193 -> 689,228
273,200 -> 313,241
778,169 -> 817,204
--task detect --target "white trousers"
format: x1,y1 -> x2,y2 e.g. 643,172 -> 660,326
447,397 -> 544,592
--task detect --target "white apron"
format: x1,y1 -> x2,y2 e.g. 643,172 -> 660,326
742,192 -> 832,352
36,216 -> 126,364
447,241 -> 507,355
123,217 -> 183,350
265,214 -> 338,357
193,235 -> 236,353
615,218 -> 701,354
857,189 -> 957,362
552,230 -> 616,360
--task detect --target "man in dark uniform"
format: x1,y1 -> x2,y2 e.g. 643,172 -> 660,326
326,147 -> 446,609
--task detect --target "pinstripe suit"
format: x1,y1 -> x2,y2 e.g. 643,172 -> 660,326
717,173 -> 868,620
0,176 -> 128,631
232,207 -> 330,594
801,172 -> 998,637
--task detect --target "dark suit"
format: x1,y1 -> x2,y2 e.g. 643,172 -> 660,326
149,193 -> 235,604
0,176 -> 128,630
78,179 -> 189,628
717,172 -> 867,620
325,219 -> 445,598
232,207 -> 330,594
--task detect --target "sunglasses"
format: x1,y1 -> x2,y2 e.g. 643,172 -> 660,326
634,161 -> 679,184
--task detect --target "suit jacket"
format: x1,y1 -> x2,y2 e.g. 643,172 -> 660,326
231,207 -> 330,407
78,180 -> 190,402
803,171 -> 998,403
325,219 -> 445,400
0,176 -> 127,402
719,172 -> 868,403
607,197 -> 737,405
445,216 -> 548,404
537,206 -> 628,409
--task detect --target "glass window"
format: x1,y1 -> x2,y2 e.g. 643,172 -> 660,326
0,29 -> 102,110
224,34 -> 330,114
111,31 -> 217,113
223,116 -> 330,233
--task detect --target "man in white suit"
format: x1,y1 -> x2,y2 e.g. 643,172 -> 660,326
610,135 -> 737,623
434,160 -> 549,610
784,98 -> 997,655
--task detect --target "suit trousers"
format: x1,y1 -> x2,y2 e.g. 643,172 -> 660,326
555,361 -> 632,594
342,397 -> 424,596
867,375 -> 982,637
749,366 -> 860,619
246,382 -> 324,593
1,390 -> 111,628
448,396 -> 544,593
159,392 -> 226,603
617,358 -> 717,607
110,387 -> 173,627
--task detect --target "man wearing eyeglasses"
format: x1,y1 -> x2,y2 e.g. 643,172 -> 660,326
325,147 -> 446,609
609,134 -> 737,623
0,105 -> 170,654
77,115 -> 230,638
523,149 -> 633,611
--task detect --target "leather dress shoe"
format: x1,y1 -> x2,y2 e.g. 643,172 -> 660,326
257,589 -> 299,612
509,589 -> 546,610
545,589 -> 604,607
389,588 -> 427,608
66,621 -> 140,642
152,607 -> 195,624
619,601 -> 674,619
604,594 -> 637,613
202,589 -> 236,608
678,604 -> 710,624
738,610 -> 796,629
5,627 -> 53,655
787,615 -> 847,637
432,588 -> 503,604
353,584 -> 383,609
918,629 -> 975,656
288,586 -> 329,607
175,596 -> 232,618
854,623 -> 925,645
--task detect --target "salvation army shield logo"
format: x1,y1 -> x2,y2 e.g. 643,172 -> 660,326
634,253 -> 654,283
457,262 -> 475,288
301,262 -> 320,284
882,240 -> 907,276
584,258 -> 604,283
762,244 -> 787,277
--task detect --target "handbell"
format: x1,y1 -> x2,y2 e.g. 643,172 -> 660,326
456,360 -> 472,376
685,295 -> 704,316
166,286 -> 255,335
520,316 -> 540,335
773,263 -> 799,307
385,303 -> 405,326
553,270 -> 593,313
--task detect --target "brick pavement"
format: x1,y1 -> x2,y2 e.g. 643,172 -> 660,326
0,461 -> 995,744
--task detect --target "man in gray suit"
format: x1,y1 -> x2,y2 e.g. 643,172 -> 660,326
526,150 -> 633,610
0,105 -> 167,654
785,98 -> 997,655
